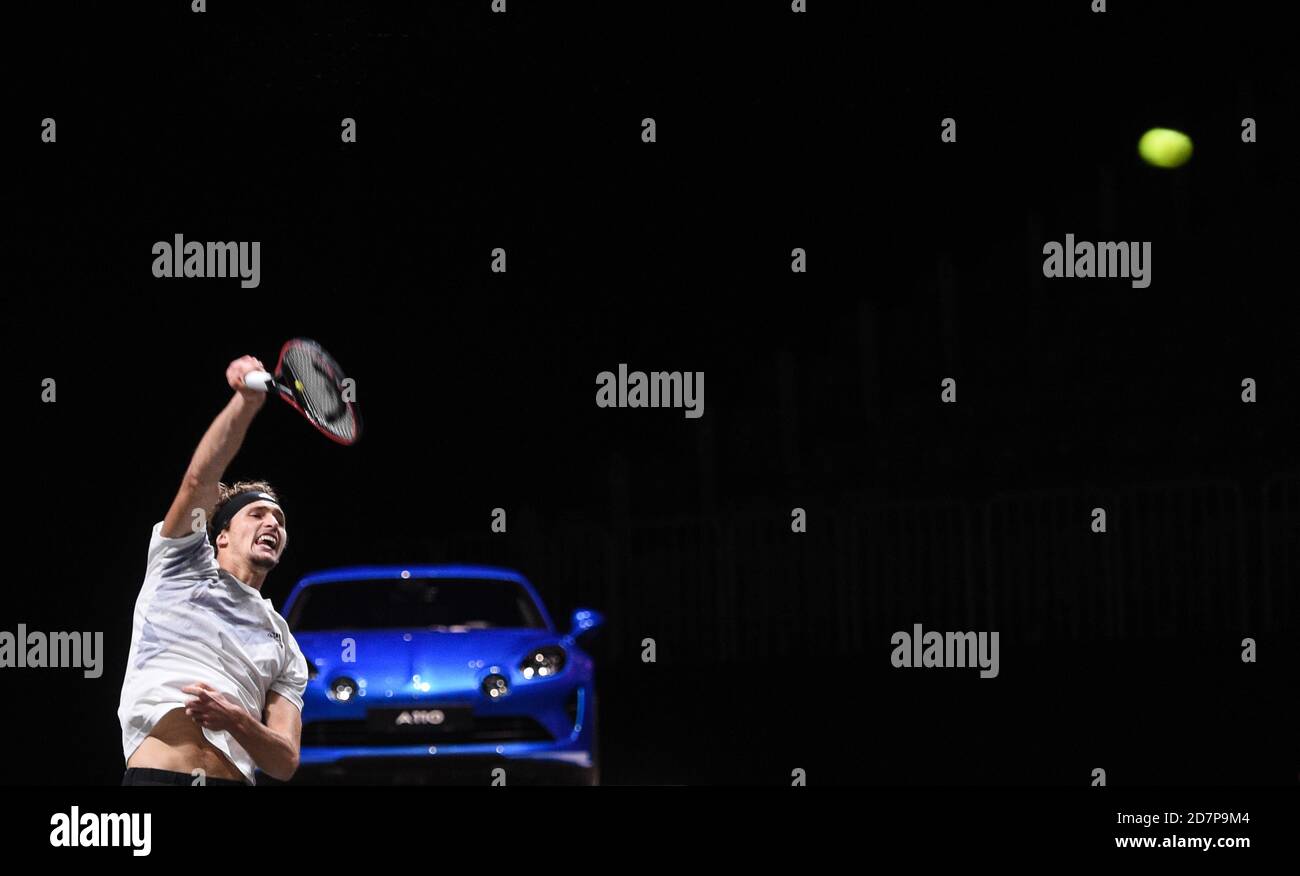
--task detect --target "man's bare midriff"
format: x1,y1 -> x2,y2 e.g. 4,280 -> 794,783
127,707 -> 245,782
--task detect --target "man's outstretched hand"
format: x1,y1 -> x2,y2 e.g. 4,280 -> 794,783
226,355 -> 269,405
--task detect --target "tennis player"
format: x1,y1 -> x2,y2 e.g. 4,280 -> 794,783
118,354 -> 309,786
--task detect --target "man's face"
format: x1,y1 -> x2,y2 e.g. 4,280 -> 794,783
217,500 -> 287,569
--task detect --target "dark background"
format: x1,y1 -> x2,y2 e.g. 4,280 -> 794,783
6,1 -> 1298,785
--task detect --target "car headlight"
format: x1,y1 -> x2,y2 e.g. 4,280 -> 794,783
519,646 -> 566,680
328,676 -> 357,702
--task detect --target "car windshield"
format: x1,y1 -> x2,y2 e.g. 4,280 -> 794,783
289,577 -> 546,632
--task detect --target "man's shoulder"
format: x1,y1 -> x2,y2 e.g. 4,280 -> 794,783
265,602 -> 298,638
145,520 -> 218,583
265,605 -> 306,659
148,519 -> 209,549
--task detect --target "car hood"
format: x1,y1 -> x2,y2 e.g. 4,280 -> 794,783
294,627 -> 563,695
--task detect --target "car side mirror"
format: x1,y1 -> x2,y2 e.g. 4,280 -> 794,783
569,608 -> 605,642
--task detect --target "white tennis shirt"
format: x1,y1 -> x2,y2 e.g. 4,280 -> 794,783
118,522 -> 308,784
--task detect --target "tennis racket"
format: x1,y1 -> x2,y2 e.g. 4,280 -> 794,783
243,338 -> 362,446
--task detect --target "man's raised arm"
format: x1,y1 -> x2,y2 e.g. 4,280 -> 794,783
160,355 -> 269,539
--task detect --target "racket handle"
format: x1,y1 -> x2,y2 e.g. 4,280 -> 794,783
244,370 -> 274,393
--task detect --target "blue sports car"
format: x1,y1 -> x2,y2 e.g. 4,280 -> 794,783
280,564 -> 603,785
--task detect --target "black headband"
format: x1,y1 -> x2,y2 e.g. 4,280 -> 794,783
210,491 -> 282,537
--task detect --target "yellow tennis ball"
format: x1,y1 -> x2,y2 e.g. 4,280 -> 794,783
1138,127 -> 1193,168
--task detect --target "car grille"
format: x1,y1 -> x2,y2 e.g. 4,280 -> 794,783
302,715 -> 554,747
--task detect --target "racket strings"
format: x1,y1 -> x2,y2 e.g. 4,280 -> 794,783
282,342 -> 359,443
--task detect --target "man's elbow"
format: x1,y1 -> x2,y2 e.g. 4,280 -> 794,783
278,753 -> 301,783
264,750 -> 300,783
181,466 -> 213,496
